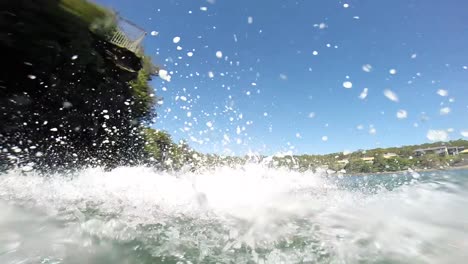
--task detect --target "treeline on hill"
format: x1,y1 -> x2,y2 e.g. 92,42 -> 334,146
279,139 -> 468,173
142,136 -> 468,173
0,0 -> 161,171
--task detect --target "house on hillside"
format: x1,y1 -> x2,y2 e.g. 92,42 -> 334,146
360,157 -> 375,163
383,153 -> 398,159
414,146 -> 465,156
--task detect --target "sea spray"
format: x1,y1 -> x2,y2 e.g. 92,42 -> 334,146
1,166 -> 468,263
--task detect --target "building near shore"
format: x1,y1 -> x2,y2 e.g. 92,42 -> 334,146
383,153 -> 398,159
361,157 -> 375,163
414,146 -> 465,156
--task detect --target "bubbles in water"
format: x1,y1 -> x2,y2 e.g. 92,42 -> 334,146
312,50 -> 319,56
200,6 -> 208,11
247,16 -> 253,24
150,31 -> 159,36
187,51 -> 194,57
216,51 -> 223,59
322,136 -> 328,141
71,55 -> 78,60
389,69 -> 397,75
27,75 -> 36,79
343,3 -> 350,8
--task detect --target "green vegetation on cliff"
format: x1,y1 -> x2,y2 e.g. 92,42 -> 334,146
0,0 -> 158,170
142,128 -> 199,170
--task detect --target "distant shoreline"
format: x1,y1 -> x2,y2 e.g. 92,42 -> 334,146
343,164 -> 468,177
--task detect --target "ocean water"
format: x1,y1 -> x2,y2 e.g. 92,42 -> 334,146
0,166 -> 467,264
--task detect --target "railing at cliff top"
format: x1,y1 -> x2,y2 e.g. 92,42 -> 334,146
109,16 -> 146,53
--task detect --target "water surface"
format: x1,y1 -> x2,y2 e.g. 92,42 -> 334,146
1,166 -> 467,263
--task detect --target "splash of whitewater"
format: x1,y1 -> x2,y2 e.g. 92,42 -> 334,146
1,165 -> 467,263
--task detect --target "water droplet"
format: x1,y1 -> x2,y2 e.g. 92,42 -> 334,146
383,89 -> 399,102
343,81 -> 353,89
362,64 -> 372,72
359,88 -> 368,99
396,110 -> 408,119
437,89 -> 448,97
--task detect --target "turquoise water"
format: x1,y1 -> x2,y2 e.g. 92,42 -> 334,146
1,166 -> 467,263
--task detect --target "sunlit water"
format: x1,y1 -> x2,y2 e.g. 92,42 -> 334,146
1,166 -> 467,263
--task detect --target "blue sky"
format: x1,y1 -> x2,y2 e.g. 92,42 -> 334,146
95,0 -> 468,155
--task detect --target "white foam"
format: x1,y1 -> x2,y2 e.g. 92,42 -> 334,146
1,167 -> 467,263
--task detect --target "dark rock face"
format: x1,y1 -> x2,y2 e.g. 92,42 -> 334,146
0,0 -> 153,171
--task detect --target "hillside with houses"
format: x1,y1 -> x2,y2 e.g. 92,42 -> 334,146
272,139 -> 468,174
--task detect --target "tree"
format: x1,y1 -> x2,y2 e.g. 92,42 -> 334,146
345,159 -> 373,173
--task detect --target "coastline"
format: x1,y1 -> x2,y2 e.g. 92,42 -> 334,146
342,164 -> 468,177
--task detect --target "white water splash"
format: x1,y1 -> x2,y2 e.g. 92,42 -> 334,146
1,167 -> 467,263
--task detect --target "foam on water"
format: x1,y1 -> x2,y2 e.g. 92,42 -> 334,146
1,166 -> 468,263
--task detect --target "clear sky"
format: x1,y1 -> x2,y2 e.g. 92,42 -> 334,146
95,0 -> 468,155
